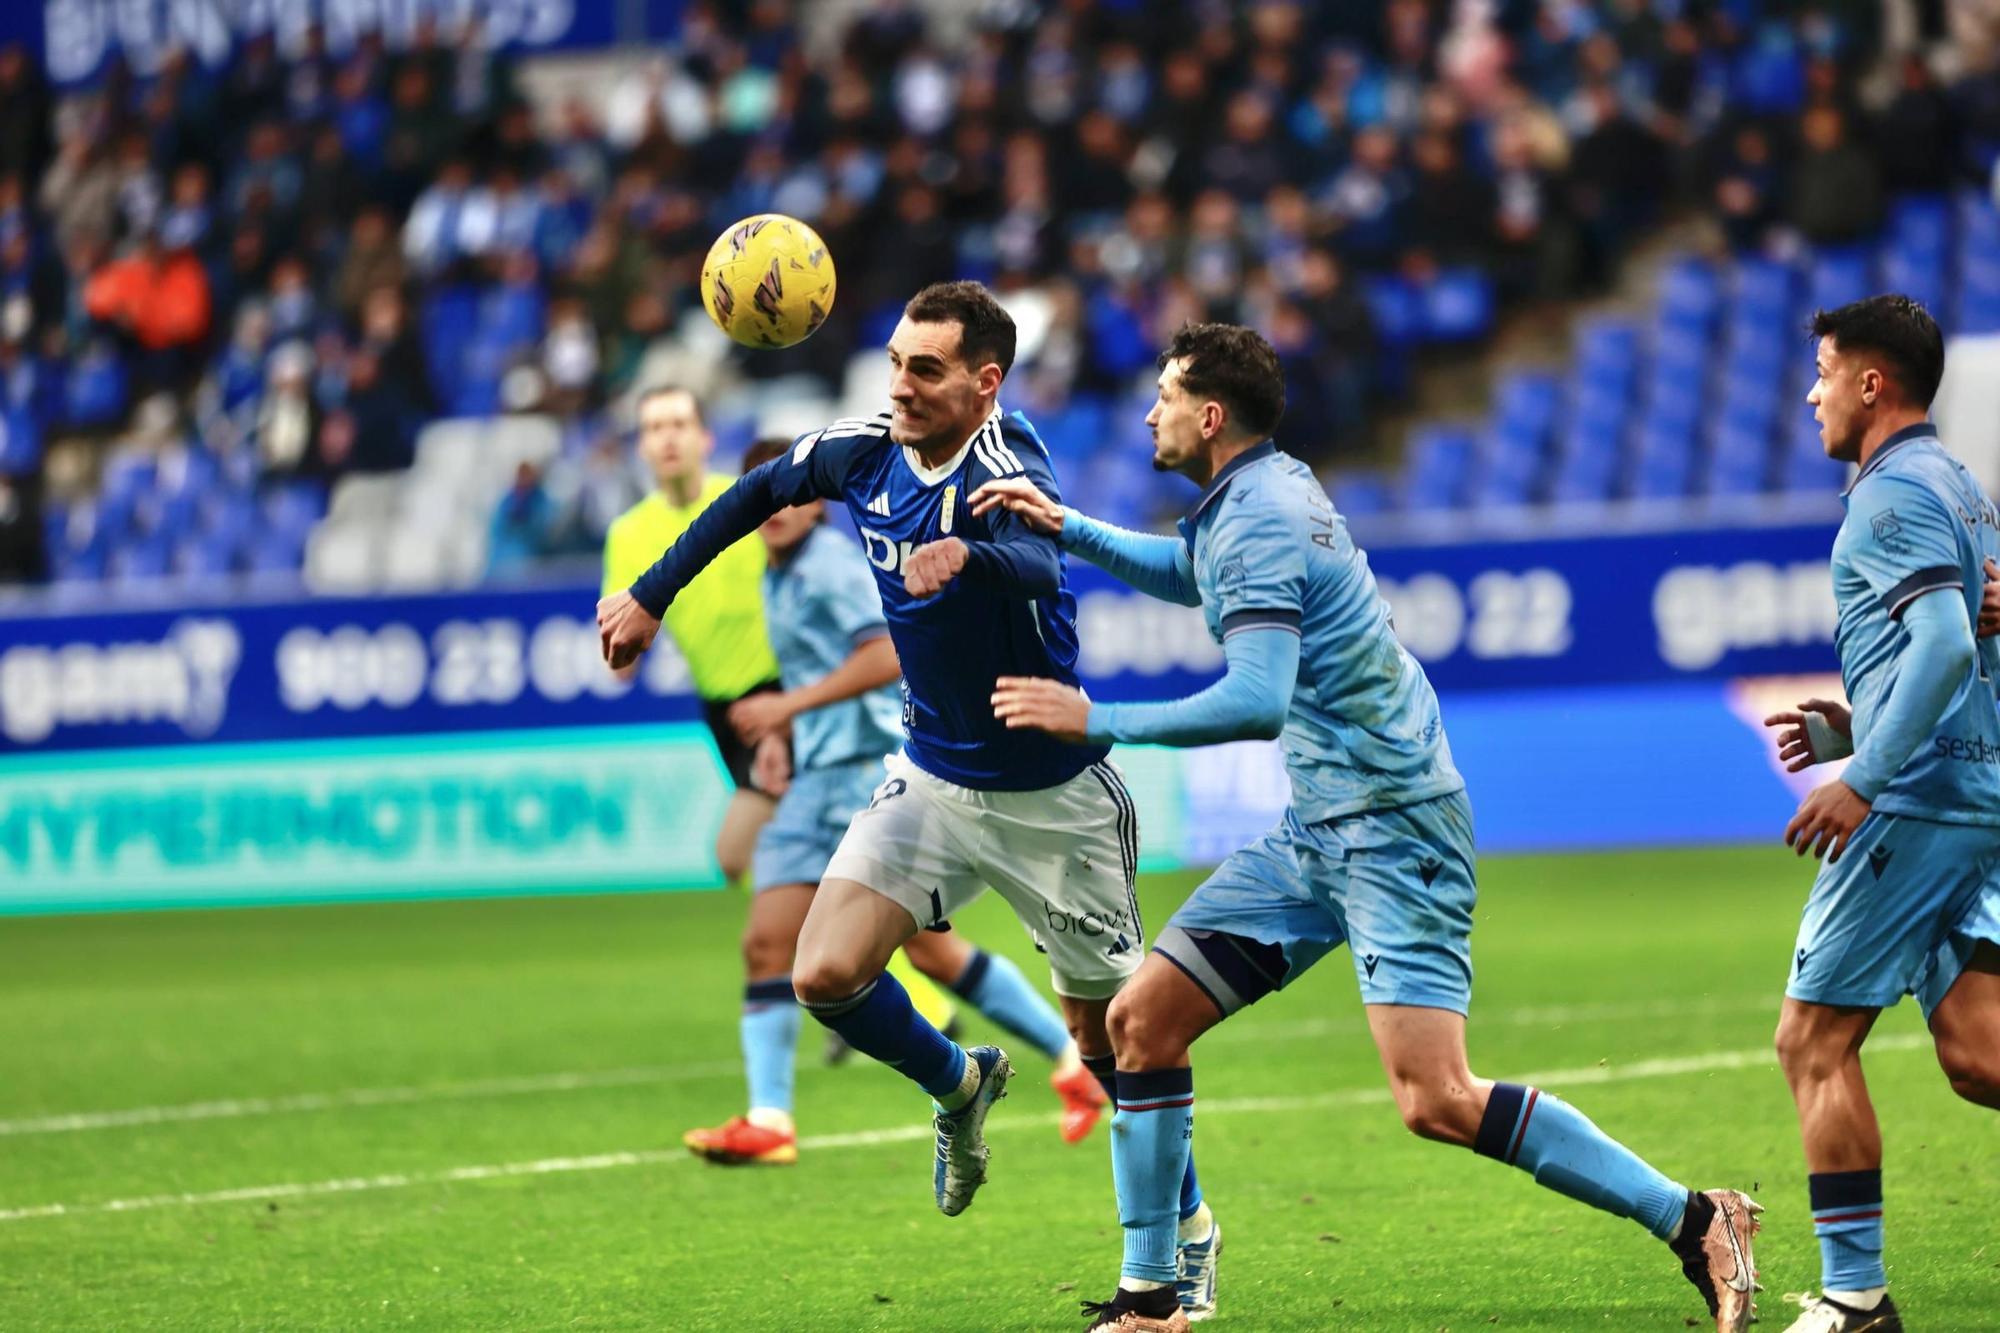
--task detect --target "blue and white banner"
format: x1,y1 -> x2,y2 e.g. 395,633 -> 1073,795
0,517 -> 1845,756
3,0 -> 660,86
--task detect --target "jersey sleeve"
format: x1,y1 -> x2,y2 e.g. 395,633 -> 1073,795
958,415 -> 1060,597
1846,474 -> 1965,620
768,416 -> 885,507
811,532 -> 892,644
1205,485 -> 1308,638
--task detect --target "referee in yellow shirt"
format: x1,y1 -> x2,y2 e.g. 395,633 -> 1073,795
604,385 -> 783,882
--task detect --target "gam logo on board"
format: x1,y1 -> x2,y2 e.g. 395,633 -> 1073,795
0,618 -> 240,744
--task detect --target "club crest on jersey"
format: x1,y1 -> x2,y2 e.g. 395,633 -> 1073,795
941,484 -> 957,534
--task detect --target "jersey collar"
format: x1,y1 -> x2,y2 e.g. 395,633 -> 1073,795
1845,421 -> 1937,493
1182,440 -> 1276,527
901,404 -> 1002,488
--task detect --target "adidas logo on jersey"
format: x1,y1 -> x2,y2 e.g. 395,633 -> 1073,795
867,492 -> 892,517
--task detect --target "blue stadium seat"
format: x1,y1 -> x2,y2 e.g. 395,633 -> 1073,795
109,532 -> 173,583
1704,413 -> 1775,496
1329,471 -> 1395,516
1958,188 -> 2000,263
0,409 -> 43,476
1629,419 -> 1697,500
1493,371 -> 1563,442
1805,245 -> 1875,317
1548,417 -> 1624,503
1880,243 -> 1948,326
1732,256 -> 1796,328
1403,426 -> 1478,511
1657,256 -> 1722,338
1888,194 -> 1951,261
245,529 -> 307,575
261,480 -> 327,545
1419,268 -> 1496,344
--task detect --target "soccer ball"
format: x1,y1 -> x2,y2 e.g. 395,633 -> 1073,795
699,214 -> 837,349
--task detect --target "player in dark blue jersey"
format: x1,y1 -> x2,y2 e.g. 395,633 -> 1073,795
599,283 -> 1201,1238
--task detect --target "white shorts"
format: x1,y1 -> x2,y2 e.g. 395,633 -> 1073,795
824,750 -> 1143,999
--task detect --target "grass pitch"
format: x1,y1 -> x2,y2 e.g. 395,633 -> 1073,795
3,846 -> 1995,1331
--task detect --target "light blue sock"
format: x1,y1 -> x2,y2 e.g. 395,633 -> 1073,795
741,977 -> 800,1114
1810,1169 -> 1885,1291
1180,1153 -> 1204,1222
949,948 -> 1071,1060
1114,1067 -> 1194,1284
1474,1083 -> 1689,1239
798,969 -> 967,1099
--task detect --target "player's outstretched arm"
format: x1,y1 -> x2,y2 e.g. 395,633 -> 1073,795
993,625 -> 1298,748
729,634 -> 899,743
972,478 -> 1199,606
598,463 -> 788,668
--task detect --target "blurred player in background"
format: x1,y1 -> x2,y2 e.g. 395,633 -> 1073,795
601,283 -> 1208,1258
1759,297 -> 2000,1333
603,388 -> 963,1037
980,324 -> 1757,1333
681,437 -> 1108,1167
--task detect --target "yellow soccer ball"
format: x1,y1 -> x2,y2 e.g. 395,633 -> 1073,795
699,213 -> 837,349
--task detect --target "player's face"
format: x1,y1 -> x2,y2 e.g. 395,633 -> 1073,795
758,500 -> 822,557
637,390 -> 711,489
1144,358 -> 1213,477
1807,336 -> 1868,462
886,317 -> 997,453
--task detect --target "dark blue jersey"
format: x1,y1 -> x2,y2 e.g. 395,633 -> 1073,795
630,405 -> 1107,791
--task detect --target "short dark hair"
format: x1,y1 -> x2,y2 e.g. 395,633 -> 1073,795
636,384 -> 706,426
742,436 -> 790,473
1160,323 -> 1287,440
903,281 -> 1017,378
1809,295 -> 1945,409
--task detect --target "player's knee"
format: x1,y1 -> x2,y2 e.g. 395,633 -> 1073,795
1396,1084 -> 1478,1146
740,923 -> 792,978
1772,1012 -> 1827,1079
1936,1037 -> 2000,1109
791,953 -> 872,1007
715,838 -> 751,884
1106,989 -> 1185,1070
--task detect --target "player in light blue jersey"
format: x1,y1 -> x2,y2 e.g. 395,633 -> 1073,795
680,438 -> 1111,1168
978,324 -> 1758,1333
1757,297 -> 2000,1333
599,283 -> 1208,1245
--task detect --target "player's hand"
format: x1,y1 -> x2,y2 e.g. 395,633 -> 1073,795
751,733 -> 792,797
991,676 -> 1090,744
597,590 -> 661,671
1784,780 -> 1870,863
969,477 -> 1064,536
728,691 -> 796,745
904,537 -> 969,598
1762,697 -> 1853,771
1980,558 -> 2000,638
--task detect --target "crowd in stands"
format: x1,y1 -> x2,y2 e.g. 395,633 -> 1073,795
3,0 -> 2000,587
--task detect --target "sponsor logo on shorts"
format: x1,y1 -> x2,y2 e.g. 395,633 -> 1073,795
1043,904 -> 1133,939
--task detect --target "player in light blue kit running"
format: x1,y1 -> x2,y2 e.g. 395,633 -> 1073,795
1758,297 -> 2000,1333
978,323 -> 1759,1333
680,437 -> 1110,1168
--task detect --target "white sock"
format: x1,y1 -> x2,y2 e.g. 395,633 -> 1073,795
1178,1200 -> 1214,1244
1121,1279 -> 1170,1294
935,1054 -> 982,1111
746,1107 -> 794,1133
1824,1287 -> 1886,1312
1053,1039 -> 1084,1078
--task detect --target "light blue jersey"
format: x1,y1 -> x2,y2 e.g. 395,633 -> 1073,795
764,522 -> 903,772
1179,442 -> 1463,823
1832,425 -> 2000,827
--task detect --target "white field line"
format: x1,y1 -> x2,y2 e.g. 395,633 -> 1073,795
0,1032 -> 1930,1226
0,1063 -> 741,1137
0,994 -> 1774,1140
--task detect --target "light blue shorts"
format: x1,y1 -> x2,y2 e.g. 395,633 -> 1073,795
1156,789 -> 1478,1016
751,757 -> 884,893
1789,811 -> 2000,1019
